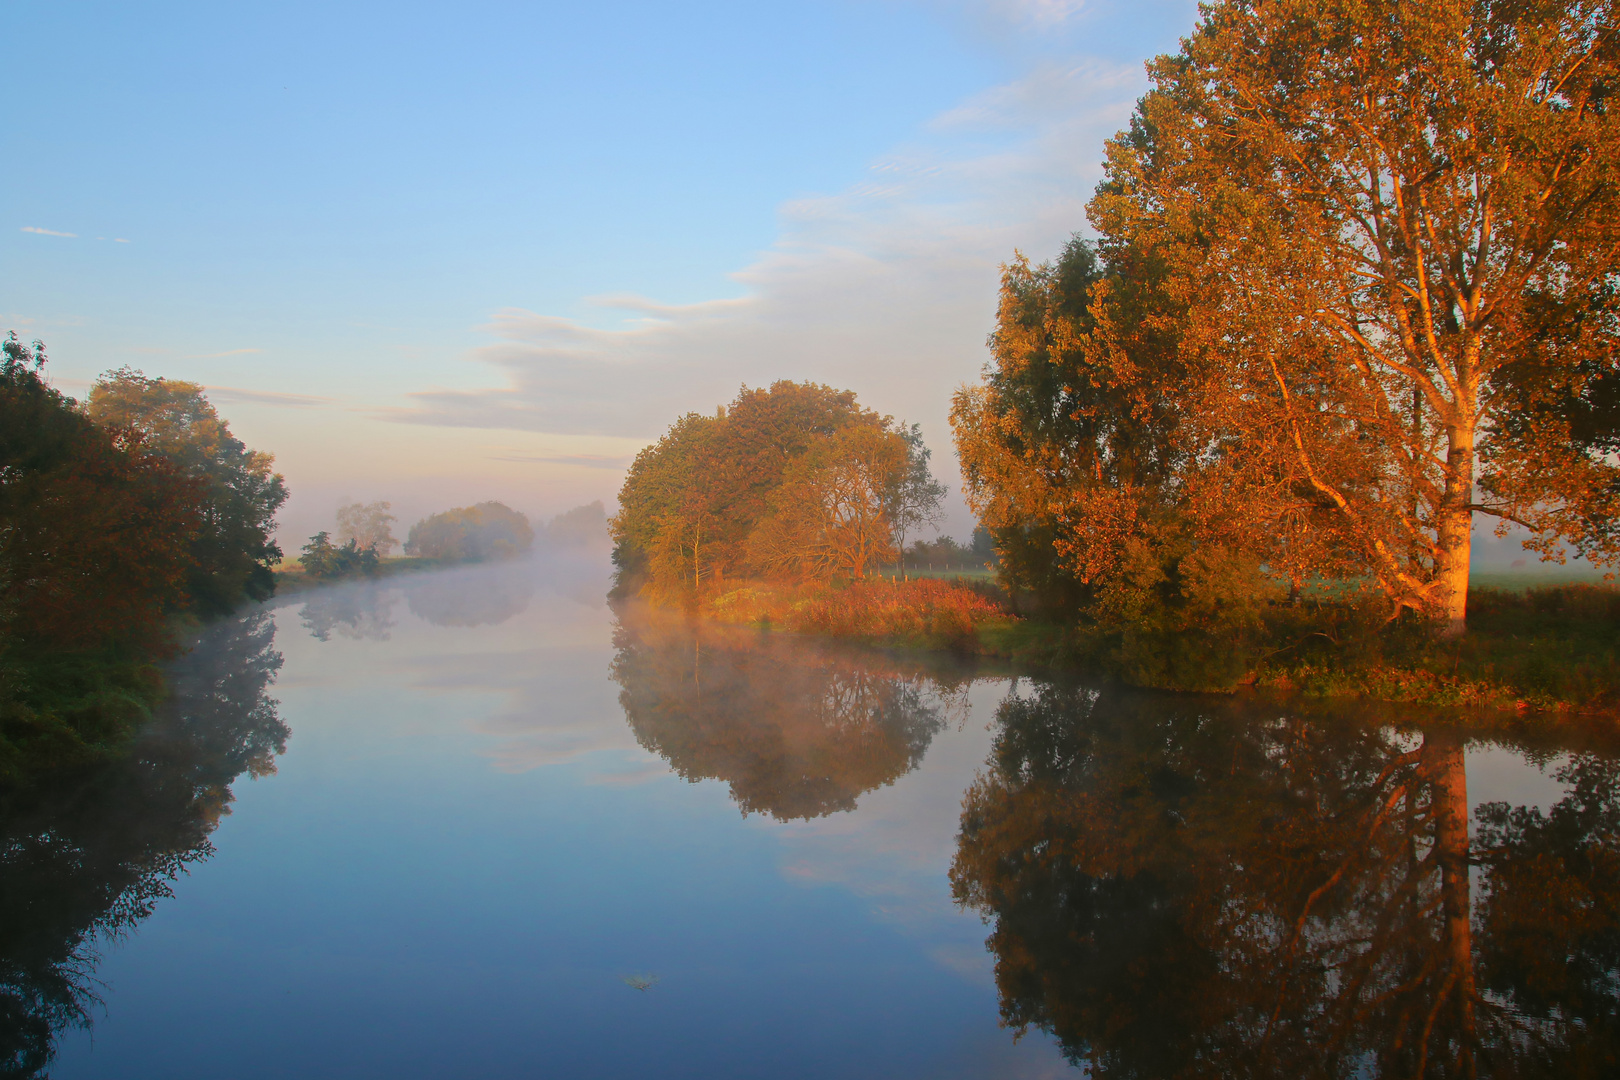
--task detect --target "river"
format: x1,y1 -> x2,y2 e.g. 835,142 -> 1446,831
8,554 -> 1615,1078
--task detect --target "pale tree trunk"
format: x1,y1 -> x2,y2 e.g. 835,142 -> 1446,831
1421,730 -> 1477,1075
1434,420 -> 1476,638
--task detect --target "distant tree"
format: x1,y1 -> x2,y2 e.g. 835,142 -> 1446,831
85,370 -> 289,615
403,502 -> 533,562
613,381 -> 933,595
334,500 -> 397,554
299,532 -> 379,580
886,422 -> 947,580
542,501 -> 610,548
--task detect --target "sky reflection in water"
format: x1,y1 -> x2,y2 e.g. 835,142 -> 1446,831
21,555 -> 1617,1078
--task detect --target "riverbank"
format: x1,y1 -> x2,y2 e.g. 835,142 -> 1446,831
269,555 -> 446,595
677,574 -> 1619,719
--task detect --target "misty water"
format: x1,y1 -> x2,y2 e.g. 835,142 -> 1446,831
13,552 -> 1619,1078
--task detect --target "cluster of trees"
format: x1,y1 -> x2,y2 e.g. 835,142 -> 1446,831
1,337 -> 286,777
403,501 -> 533,562
953,0 -> 1620,645
903,528 -> 998,572
953,684 -> 1620,1076
611,381 -> 944,596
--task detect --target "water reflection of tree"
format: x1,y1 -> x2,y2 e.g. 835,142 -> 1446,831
0,609 -> 288,1078
299,582 -> 397,641
950,683 -> 1620,1079
404,567 -> 536,628
611,609 -> 966,820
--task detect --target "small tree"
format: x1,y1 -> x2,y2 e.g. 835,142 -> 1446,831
886,422 -> 947,580
335,500 -> 398,553
300,532 -> 379,580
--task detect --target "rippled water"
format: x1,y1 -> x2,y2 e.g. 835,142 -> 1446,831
8,555 -> 1616,1078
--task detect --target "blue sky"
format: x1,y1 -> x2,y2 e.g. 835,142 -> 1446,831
4,0 -> 1197,542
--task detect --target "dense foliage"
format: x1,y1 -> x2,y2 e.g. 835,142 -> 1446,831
86,370 -> 289,616
299,532 -> 380,580
955,0 -> 1620,642
611,381 -> 942,597
0,338 -> 205,778
403,501 -> 533,562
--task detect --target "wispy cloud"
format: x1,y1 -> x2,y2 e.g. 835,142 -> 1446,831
20,226 -> 76,238
488,452 -> 632,469
994,0 -> 1089,26
190,347 -> 263,359
203,385 -> 331,408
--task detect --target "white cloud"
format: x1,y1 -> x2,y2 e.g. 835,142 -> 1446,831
21,226 -> 76,238
383,59 -> 1143,473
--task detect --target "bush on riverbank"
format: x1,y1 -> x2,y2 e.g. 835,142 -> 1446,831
976,582 -> 1620,714
704,577 -> 1012,652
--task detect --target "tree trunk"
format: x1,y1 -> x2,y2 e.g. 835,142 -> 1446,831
1434,423 -> 1475,637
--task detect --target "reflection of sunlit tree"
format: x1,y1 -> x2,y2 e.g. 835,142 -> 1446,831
0,610 -> 288,1078
951,683 -> 1620,1078
611,608 -> 963,820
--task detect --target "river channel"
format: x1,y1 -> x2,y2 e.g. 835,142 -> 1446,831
8,554 -> 1616,1078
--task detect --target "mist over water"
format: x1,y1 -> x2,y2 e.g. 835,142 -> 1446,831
7,550 -> 1614,1078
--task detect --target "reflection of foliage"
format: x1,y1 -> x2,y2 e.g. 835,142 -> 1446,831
404,567 -> 536,628
298,583 -> 397,641
611,607 -> 963,820
951,684 -> 1620,1078
0,609 -> 288,1078
1475,756 -> 1620,1070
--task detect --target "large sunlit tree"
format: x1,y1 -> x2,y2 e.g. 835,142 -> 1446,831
1092,0 -> 1620,632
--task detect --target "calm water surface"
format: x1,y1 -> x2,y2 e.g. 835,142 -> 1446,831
9,555 -> 1617,1078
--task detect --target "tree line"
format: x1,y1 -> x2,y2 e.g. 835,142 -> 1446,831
0,337 -> 287,779
610,381 -> 944,597
952,0 -> 1619,657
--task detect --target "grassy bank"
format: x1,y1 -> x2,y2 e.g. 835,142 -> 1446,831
977,584 -> 1619,717
270,555 -> 444,595
679,576 -> 1619,718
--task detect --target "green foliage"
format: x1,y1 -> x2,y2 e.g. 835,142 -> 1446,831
298,532 -> 380,580
85,369 -> 289,616
403,501 -> 533,562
